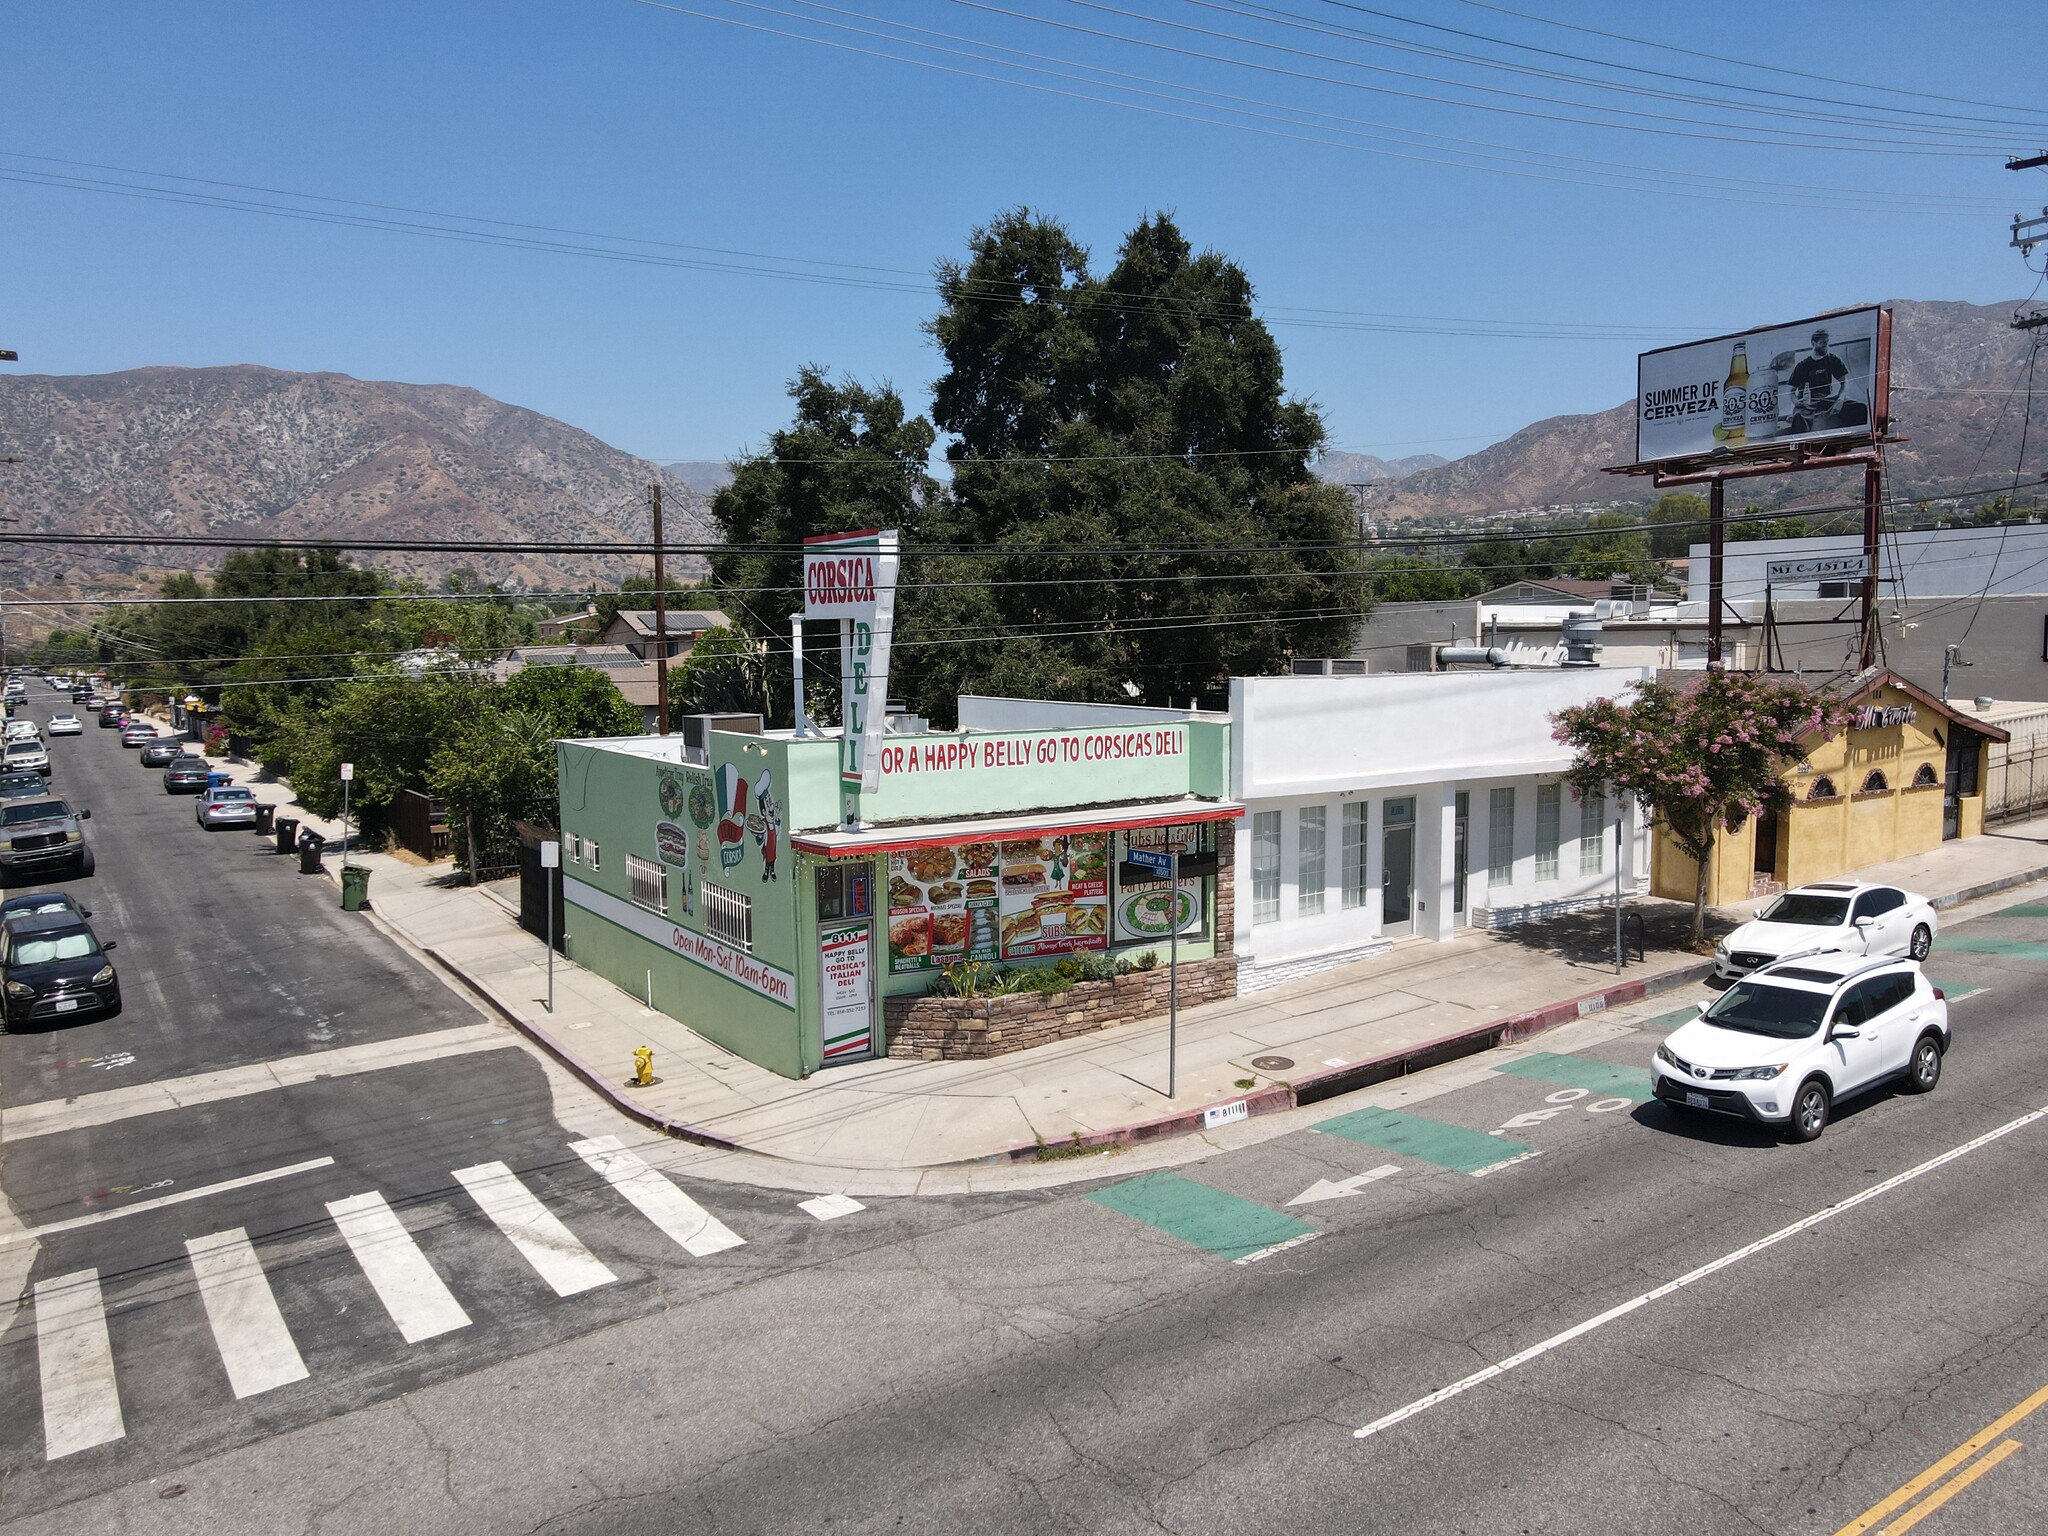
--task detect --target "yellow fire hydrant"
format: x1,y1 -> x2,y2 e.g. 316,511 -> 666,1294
632,1047 -> 656,1087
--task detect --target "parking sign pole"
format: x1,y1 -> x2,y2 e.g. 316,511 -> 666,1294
339,762 -> 353,873
540,839 -> 561,1012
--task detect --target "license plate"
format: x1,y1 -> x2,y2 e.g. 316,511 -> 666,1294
1684,1091 -> 1710,1109
53,998 -> 79,1013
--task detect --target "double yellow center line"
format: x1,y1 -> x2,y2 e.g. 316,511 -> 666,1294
1833,1381 -> 2047,1535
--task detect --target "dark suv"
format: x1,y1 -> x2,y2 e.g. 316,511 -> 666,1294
1,911 -> 119,1029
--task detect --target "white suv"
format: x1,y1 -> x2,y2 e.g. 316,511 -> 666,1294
1654,954 -> 1948,1141
1714,881 -> 1938,983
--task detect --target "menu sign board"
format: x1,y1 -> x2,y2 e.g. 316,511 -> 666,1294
887,832 -> 1109,973
1113,825 -> 1209,944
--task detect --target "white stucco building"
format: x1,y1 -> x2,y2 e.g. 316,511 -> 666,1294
961,666 -> 1653,992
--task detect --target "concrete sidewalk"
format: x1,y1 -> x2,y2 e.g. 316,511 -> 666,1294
207,743 -> 2048,1176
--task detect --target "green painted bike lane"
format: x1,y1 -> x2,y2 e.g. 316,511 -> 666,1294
1087,1174 -> 1318,1264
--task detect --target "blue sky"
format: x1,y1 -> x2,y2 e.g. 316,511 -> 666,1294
6,1 -> 2042,467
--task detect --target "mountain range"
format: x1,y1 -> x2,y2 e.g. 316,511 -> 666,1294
0,365 -> 715,594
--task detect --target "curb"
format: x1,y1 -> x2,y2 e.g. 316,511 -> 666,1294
1928,862 -> 2048,910
970,959 -> 1715,1165
366,862 -> 2048,1175
418,946 -> 744,1154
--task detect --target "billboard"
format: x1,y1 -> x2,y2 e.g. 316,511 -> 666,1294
1634,306 -> 1886,467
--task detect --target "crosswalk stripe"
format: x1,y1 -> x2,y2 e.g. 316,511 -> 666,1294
452,1161 -> 617,1296
34,1269 -> 124,1460
185,1229 -> 309,1399
569,1136 -> 745,1258
799,1194 -> 865,1222
327,1192 -> 472,1343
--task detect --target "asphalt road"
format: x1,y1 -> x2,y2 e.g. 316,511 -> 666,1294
0,685 -> 1025,1522
5,688 -> 2048,1534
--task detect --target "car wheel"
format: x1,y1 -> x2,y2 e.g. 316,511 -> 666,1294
1909,924 -> 1933,961
102,995 -> 122,1021
78,847 -> 95,877
1905,1032 -> 1944,1094
1787,1079 -> 1831,1143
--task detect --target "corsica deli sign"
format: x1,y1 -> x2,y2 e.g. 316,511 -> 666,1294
875,726 -> 1187,777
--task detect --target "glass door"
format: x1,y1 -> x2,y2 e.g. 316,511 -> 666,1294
1453,791 -> 1469,917
1382,797 -> 1415,938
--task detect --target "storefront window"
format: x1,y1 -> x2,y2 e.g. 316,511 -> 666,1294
1342,802 -> 1369,910
1298,807 -> 1326,917
1535,784 -> 1561,881
1252,811 -> 1281,925
1579,789 -> 1605,875
888,834 -> 1109,973
1488,788 -> 1515,888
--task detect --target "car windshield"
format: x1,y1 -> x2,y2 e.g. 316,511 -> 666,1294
8,929 -> 99,966
170,759 -> 204,770
1704,981 -> 1830,1039
1759,893 -> 1851,927
4,743 -> 40,757
211,789 -> 253,802
2,802 -> 69,825
5,898 -> 73,919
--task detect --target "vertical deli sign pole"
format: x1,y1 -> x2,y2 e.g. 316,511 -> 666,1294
802,530 -> 901,826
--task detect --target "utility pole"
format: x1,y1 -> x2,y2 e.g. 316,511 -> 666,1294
2011,159 -> 2048,329
650,481 -> 671,737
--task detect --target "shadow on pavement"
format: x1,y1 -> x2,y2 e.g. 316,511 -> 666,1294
1483,899 -> 1738,967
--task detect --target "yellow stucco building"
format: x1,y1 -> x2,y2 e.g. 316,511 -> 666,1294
1653,669 -> 2008,907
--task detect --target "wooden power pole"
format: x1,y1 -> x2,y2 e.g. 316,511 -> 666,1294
650,481 -> 672,737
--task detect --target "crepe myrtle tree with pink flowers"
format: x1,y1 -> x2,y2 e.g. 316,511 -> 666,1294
1551,671 -> 1846,948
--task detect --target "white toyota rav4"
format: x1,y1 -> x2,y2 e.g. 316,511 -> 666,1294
1653,953 -> 1949,1142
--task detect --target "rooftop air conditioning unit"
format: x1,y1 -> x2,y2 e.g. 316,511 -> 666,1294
680,712 -> 764,765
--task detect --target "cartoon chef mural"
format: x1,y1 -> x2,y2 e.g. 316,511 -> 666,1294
751,770 -> 781,882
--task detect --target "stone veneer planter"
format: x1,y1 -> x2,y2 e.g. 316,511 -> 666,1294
884,956 -> 1238,1060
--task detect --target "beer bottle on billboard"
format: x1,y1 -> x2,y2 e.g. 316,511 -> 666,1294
1714,341 -> 1749,446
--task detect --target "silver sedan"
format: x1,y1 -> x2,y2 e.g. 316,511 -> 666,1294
196,786 -> 260,829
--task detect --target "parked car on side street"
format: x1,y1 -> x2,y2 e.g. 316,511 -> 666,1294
139,739 -> 183,768
196,784 -> 259,830
119,720 -> 159,748
46,713 -> 83,737
4,740 -> 51,778
163,756 -> 213,794
5,719 -> 41,745
0,772 -> 51,803
0,911 -> 119,1030
1713,881 -> 1939,984
1654,953 -> 1949,1142
0,798 -> 93,882
0,890 -> 92,932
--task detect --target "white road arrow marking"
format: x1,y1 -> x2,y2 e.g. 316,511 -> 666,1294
1287,1164 -> 1402,1207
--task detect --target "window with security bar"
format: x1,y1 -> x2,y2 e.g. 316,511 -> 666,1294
628,855 -> 668,916
704,882 -> 753,950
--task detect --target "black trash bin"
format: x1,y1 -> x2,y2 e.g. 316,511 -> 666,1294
254,803 -> 276,837
297,828 -> 325,875
275,815 -> 299,855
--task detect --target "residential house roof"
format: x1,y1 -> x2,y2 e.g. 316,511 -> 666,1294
604,609 -> 729,638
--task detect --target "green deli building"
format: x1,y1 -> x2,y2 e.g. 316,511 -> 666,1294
555,718 -> 1241,1078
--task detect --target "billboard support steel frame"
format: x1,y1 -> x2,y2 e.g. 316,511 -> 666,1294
1605,308 -> 1893,674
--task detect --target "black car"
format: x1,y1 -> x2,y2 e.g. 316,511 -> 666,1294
0,890 -> 91,932
163,756 -> 212,793
1,912 -> 118,1029
139,739 -> 183,768
96,705 -> 126,728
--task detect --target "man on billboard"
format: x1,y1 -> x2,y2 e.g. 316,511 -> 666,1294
1789,329 -> 1865,435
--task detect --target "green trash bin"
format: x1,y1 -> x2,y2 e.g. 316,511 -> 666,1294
340,863 -> 371,912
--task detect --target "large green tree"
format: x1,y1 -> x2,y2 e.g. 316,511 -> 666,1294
927,210 -> 1367,709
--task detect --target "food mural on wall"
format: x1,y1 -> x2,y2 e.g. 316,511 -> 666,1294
887,833 -> 1109,973
1112,825 -> 1209,943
